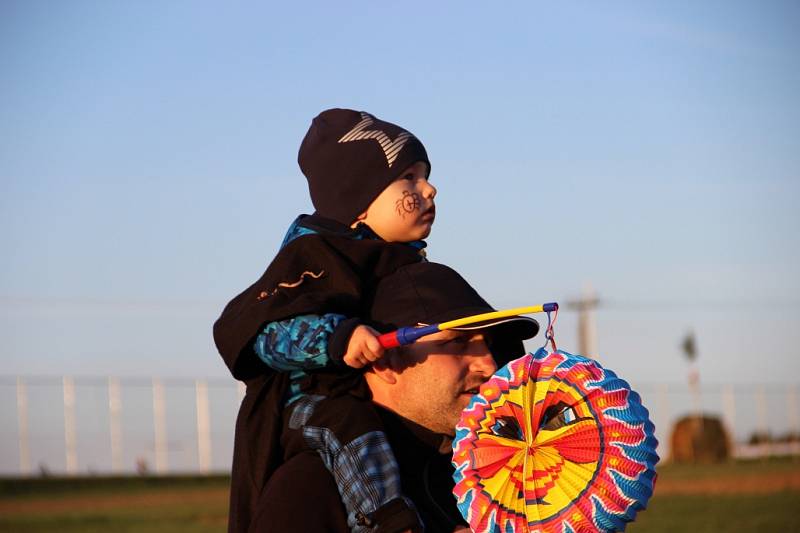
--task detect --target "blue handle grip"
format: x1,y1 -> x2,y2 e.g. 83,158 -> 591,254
394,324 -> 440,346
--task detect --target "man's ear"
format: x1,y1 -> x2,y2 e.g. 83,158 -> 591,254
370,357 -> 398,385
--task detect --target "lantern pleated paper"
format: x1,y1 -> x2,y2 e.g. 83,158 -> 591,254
452,348 -> 659,532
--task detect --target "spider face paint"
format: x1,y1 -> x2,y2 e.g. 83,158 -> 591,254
396,190 -> 422,218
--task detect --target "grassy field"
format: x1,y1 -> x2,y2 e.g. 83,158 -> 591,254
1,459 -> 798,532
0,475 -> 229,533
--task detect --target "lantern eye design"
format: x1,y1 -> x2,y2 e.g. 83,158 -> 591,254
492,416 -> 524,441
540,401 -> 584,431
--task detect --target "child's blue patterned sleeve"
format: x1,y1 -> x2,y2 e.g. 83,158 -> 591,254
254,313 -> 347,371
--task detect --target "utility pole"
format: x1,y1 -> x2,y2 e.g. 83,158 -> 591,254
566,284 -> 600,357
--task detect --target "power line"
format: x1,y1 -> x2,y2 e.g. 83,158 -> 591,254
566,298 -> 800,311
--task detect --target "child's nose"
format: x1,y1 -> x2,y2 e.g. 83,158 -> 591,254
423,181 -> 437,200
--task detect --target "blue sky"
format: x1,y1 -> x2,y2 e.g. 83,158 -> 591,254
1,1 -> 799,386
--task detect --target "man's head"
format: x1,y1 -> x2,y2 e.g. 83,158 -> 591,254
298,108 -> 434,241
369,329 -> 498,434
366,262 -> 539,435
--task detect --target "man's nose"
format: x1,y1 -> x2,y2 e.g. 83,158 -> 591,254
469,353 -> 497,376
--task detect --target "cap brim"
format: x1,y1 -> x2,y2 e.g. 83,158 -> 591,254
418,315 -> 539,341
451,315 -> 539,340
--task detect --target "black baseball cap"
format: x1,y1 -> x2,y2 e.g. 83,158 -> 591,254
369,262 -> 539,364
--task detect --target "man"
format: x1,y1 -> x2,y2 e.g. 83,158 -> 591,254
251,262 -> 539,532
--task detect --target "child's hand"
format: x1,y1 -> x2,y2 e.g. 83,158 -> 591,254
343,325 -> 385,368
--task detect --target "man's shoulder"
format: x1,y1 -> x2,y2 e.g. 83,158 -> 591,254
249,451 -> 349,532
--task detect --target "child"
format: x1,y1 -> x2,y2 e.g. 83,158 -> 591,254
214,108 -> 437,532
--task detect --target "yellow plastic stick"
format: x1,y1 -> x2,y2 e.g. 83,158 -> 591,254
438,304 -> 555,330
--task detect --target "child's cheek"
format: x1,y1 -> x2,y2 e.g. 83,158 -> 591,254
395,190 -> 421,218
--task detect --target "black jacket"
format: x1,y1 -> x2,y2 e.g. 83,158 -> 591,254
214,215 -> 425,381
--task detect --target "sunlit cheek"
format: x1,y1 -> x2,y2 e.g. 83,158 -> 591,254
395,190 -> 421,218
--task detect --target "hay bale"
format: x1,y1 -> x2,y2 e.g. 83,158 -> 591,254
670,414 -> 730,463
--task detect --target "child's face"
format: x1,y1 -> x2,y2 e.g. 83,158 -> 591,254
356,161 -> 437,242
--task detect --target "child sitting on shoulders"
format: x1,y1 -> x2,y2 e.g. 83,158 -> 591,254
215,108 -> 437,532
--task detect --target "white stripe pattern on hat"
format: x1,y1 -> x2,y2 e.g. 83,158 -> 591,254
338,112 -> 412,168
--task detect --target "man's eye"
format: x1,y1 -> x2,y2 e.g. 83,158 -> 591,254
437,335 -> 469,347
403,173 -> 415,181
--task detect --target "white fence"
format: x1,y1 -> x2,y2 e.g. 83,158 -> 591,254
1,376 -> 798,476
1,376 -> 244,476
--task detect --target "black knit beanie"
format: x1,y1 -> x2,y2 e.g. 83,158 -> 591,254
298,108 -> 430,226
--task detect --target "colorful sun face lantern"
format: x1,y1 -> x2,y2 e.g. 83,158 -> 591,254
452,348 -> 659,533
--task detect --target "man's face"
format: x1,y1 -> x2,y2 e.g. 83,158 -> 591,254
386,329 -> 497,435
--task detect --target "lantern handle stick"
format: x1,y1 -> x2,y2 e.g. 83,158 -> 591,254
377,303 -> 559,348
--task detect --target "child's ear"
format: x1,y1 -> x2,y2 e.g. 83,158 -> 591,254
350,211 -> 368,229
